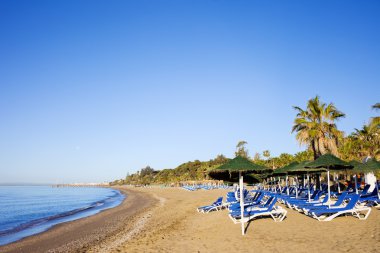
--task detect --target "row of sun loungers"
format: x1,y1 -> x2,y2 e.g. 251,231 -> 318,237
274,184 -> 377,221
182,184 -> 232,191
197,183 -> 379,226
197,189 -> 287,224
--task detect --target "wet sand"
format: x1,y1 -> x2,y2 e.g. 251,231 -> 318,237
2,186 -> 380,253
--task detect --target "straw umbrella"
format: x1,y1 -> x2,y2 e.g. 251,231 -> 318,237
273,162 -> 301,195
208,156 -> 272,235
305,154 -> 352,207
349,159 -> 380,198
349,160 -> 366,194
365,159 -> 380,199
287,161 -> 321,202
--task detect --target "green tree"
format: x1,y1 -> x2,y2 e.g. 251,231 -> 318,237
275,153 -> 295,168
339,134 -> 361,161
370,103 -> 380,131
339,104 -> 380,161
213,154 -> 228,164
253,152 -> 261,161
352,125 -> 380,159
235,140 -> 249,158
262,150 -> 273,168
263,150 -> 270,159
292,96 -> 345,159
140,166 -> 154,177
293,150 -> 313,162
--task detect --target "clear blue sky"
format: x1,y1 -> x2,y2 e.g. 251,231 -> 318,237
0,1 -> 379,184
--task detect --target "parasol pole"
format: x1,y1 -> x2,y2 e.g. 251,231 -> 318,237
354,174 -> 358,194
303,174 -> 306,187
307,172 -> 311,202
376,175 -> 380,200
286,175 -> 289,195
239,171 -> 245,236
327,168 -> 331,208
335,172 -> 341,193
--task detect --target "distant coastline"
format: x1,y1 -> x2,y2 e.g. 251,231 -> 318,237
0,183 -> 110,186
0,183 -> 52,186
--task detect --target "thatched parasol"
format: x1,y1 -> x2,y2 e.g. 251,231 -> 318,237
208,156 -> 272,235
305,154 -> 352,207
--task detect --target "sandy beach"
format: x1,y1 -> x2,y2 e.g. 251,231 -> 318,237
106,187 -> 380,253
1,186 -> 379,253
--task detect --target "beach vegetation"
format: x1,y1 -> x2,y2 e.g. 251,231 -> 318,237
253,152 -> 261,161
235,141 -> 249,158
111,99 -> 379,185
338,103 -> 380,161
370,102 -> 380,131
292,96 -> 345,159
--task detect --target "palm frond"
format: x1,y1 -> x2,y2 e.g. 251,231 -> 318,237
292,95 -> 345,159
372,103 -> 380,110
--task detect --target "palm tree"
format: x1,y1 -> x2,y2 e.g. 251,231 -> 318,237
370,103 -> 380,130
235,140 -> 248,158
262,150 -> 274,168
292,96 -> 345,160
263,150 -> 270,159
339,134 -> 362,161
352,125 -> 379,158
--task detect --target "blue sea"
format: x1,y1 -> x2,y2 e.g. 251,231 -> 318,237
0,186 -> 124,246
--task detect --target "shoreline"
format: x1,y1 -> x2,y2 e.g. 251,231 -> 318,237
0,187 -> 124,246
1,186 -> 379,252
0,187 -> 158,253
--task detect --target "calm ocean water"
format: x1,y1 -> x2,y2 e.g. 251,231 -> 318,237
0,186 -> 124,246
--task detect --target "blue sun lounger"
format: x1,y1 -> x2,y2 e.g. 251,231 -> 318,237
229,196 -> 287,224
293,194 -> 330,212
285,190 -> 323,208
359,185 -> 380,208
360,187 -> 378,200
228,193 -> 267,210
226,189 -> 249,204
302,192 -> 349,215
309,194 -> 371,221
197,197 -> 224,213
229,195 -> 274,213
364,196 -> 380,209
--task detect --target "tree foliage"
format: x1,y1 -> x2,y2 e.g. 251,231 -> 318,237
235,140 -> 249,158
122,155 -> 230,185
117,150 -> 317,185
370,102 -> 380,131
111,100 -> 380,185
337,103 -> 380,161
292,96 -> 345,159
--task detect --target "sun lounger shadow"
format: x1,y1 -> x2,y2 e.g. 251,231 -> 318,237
243,211 -> 288,233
